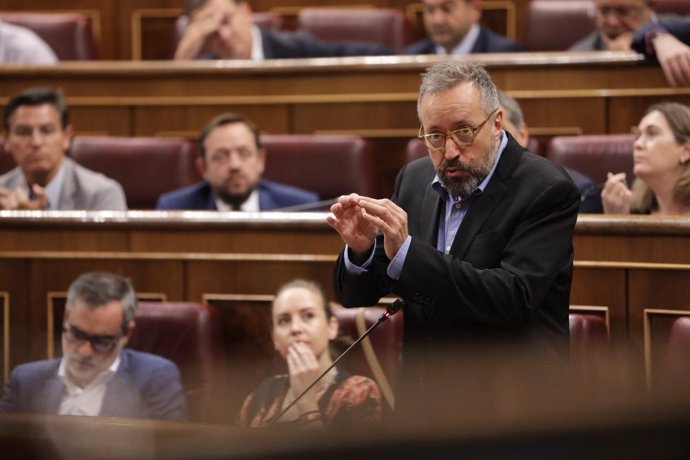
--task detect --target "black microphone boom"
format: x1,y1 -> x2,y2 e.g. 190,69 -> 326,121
268,299 -> 404,425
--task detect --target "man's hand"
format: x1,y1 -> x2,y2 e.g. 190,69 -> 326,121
603,31 -> 634,51
327,194 -> 379,259
173,2 -> 225,60
653,33 -> 690,87
0,185 -> 48,210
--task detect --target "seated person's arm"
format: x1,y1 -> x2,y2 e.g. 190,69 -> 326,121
174,2 -> 225,60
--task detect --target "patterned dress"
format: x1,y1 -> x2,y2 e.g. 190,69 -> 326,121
238,368 -> 382,429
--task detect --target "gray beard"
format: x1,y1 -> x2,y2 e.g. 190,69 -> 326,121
438,137 -> 498,198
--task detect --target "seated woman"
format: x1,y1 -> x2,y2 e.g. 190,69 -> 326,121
238,279 -> 382,429
602,102 -> 690,215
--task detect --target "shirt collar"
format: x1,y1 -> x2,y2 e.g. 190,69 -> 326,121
435,24 -> 480,55
250,24 -> 264,60
432,130 -> 508,202
20,159 -> 66,210
215,188 -> 260,211
58,353 -> 121,392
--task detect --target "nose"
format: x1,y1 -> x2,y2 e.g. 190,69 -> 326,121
30,129 -> 44,146
444,137 -> 461,160
77,340 -> 95,356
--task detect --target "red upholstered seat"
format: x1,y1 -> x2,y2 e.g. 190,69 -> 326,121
69,136 -> 201,209
524,0 -> 595,51
0,144 -> 17,175
569,313 -> 609,382
546,135 -> 635,184
262,134 -> 378,201
127,301 -> 226,423
331,304 -> 403,412
660,316 -> 690,388
297,8 -> 413,54
0,12 -> 98,60
655,0 -> 690,14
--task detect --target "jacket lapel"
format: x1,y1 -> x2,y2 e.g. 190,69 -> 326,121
450,138 -> 519,257
100,350 -> 141,418
38,372 -> 65,413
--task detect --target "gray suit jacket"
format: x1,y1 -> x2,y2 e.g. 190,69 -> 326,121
0,348 -> 187,421
0,157 -> 127,210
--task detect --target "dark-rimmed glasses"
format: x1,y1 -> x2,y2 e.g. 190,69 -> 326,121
418,109 -> 497,151
63,323 -> 123,353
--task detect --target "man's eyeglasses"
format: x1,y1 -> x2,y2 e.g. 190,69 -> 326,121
418,110 -> 497,152
62,323 -> 123,353
595,5 -> 644,19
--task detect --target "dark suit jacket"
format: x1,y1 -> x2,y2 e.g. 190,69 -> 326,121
566,167 -> 602,213
405,26 -> 525,54
632,20 -> 690,56
0,349 -> 187,421
334,135 -> 579,411
261,28 -> 393,58
156,178 -> 319,211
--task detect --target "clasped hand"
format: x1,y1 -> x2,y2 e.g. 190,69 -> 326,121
327,193 -> 408,260
601,172 -> 632,214
0,185 -> 48,210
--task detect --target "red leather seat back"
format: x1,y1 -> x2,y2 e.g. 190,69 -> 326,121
662,316 -> 690,387
655,0 -> 690,14
524,0 -> 595,51
262,134 -> 378,200
0,143 -> 17,175
127,301 -> 225,423
569,313 -> 610,382
0,12 -> 98,60
297,8 -> 413,53
70,136 -> 201,209
547,135 -> 635,184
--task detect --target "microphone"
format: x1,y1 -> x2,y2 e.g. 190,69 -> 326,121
268,299 -> 404,425
267,198 -> 338,212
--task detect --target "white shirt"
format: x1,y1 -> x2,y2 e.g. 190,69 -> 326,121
215,188 -> 260,211
250,25 -> 264,60
434,24 -> 481,55
57,355 -> 120,416
0,21 -> 58,64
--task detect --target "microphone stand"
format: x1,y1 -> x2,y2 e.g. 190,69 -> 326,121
268,299 -> 404,426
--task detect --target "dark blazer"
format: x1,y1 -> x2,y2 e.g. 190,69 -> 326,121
156,178 -> 319,211
0,349 -> 187,421
566,167 -> 602,213
334,134 -> 580,411
405,26 -> 525,54
261,28 -> 393,58
632,20 -> 690,56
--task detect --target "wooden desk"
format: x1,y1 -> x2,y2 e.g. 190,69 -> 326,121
1,53 -> 688,196
1,212 -> 689,381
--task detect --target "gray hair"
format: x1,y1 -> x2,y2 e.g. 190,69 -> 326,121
66,272 -> 138,331
417,61 -> 500,121
497,90 -> 523,129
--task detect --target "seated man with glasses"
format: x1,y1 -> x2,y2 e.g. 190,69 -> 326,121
328,61 -> 579,418
569,0 -> 683,51
0,271 -> 187,421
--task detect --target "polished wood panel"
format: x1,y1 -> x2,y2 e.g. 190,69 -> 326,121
1,53 -> 683,198
1,212 -> 689,390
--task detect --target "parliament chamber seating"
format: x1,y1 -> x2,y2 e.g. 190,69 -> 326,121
262,134 -> 378,202
524,0 -> 595,51
69,136 -> 201,209
127,301 -> 226,423
645,313 -> 690,392
296,8 -> 414,54
0,12 -> 97,60
546,135 -> 635,185
331,304 -> 403,412
569,313 -> 610,383
655,0 -> 690,15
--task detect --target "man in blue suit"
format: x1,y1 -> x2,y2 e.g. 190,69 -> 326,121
157,113 -> 318,211
0,272 -> 187,421
406,0 -> 525,55
174,0 -> 392,60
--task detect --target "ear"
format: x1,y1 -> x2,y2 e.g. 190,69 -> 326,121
121,320 -> 135,345
681,140 -> 690,165
257,147 -> 266,175
327,315 -> 339,341
195,157 -> 208,179
62,124 -> 74,153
